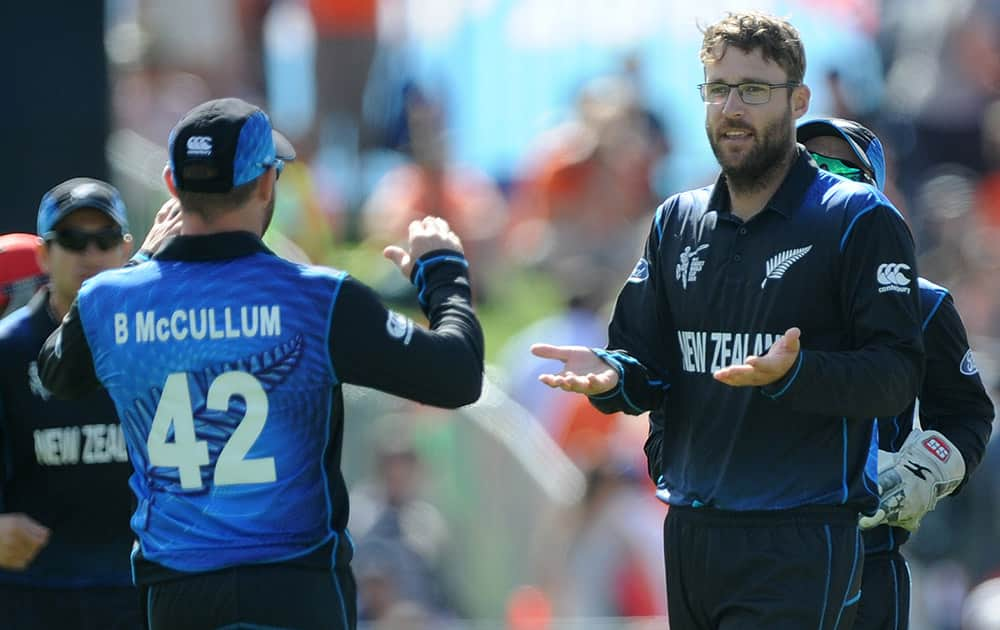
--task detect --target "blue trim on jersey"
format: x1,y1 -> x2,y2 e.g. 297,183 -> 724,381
330,535 -> 349,630
833,530 -> 861,628
588,350 -> 624,397
890,559 -> 900,630
818,524 -> 833,630
860,420 -> 879,500
413,255 -> 469,308
838,193 -> 907,252
130,251 -> 152,264
589,349 -> 644,413
217,624 -> 297,630
130,545 -> 138,586
889,415 -> 901,450
839,207 -> 876,252
325,275 -> 345,383
764,352 -> 804,399
922,290 -> 947,331
654,204 -> 668,242
841,419 -> 849,504
320,389 -> 336,540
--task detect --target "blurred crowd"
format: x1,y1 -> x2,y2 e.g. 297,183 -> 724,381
57,0 -> 1000,627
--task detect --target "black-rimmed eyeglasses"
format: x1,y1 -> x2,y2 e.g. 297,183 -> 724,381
698,82 -> 800,105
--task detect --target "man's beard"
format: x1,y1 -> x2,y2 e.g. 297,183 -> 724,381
709,108 -> 794,194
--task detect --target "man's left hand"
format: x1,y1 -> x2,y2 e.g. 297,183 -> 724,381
713,327 -> 800,387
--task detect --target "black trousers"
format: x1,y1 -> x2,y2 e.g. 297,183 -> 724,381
664,505 -> 864,629
143,564 -> 357,630
0,583 -> 141,630
855,550 -> 910,630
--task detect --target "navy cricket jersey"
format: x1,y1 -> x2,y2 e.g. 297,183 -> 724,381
38,232 -> 483,584
0,289 -> 134,588
864,278 -> 994,554
596,147 -> 924,513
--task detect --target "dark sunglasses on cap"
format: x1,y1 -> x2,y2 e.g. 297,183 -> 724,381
810,152 -> 875,186
44,227 -> 124,252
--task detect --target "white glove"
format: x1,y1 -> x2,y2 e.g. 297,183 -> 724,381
859,429 -> 965,532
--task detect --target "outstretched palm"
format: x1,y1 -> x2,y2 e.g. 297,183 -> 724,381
530,344 -> 619,395
713,327 -> 801,387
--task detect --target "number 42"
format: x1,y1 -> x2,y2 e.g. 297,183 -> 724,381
147,371 -> 276,489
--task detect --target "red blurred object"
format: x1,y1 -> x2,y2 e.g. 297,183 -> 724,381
0,233 -> 45,316
507,585 -> 552,630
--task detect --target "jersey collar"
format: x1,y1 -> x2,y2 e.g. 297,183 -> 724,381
154,231 -> 274,262
708,145 -> 818,219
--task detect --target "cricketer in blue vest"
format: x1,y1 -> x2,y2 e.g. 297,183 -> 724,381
38,97 -> 484,630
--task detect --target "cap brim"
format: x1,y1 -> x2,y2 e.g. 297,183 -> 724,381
272,130 -> 296,161
48,199 -> 128,232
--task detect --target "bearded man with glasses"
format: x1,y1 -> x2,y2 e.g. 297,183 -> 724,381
0,178 -> 177,629
532,11 -> 924,629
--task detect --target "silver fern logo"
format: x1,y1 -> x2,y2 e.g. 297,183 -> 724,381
761,245 -> 813,289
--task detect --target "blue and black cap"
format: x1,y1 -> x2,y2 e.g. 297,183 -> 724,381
797,117 -> 886,192
37,178 -> 129,235
168,98 -> 296,193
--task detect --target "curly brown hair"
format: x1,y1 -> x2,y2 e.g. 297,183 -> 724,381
699,11 -> 806,84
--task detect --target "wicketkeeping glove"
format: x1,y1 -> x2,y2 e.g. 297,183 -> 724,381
859,429 -> 965,532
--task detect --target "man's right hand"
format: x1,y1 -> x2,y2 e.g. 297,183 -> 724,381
138,198 -> 184,256
0,513 -> 50,570
530,344 -> 619,395
383,216 -> 465,279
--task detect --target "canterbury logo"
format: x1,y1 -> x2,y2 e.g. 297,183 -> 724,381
877,263 -> 911,294
904,460 -> 932,480
186,136 -> 213,156
760,245 -> 812,288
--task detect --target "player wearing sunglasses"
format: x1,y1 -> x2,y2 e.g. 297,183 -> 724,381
0,179 -> 172,628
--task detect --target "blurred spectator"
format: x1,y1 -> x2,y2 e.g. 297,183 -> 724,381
880,0 -> 1000,204
309,0 -> 378,148
498,256 -> 612,433
350,430 -> 454,623
506,74 -> 668,292
976,99 -> 1000,228
361,87 -> 508,300
533,451 -> 666,619
136,0 -> 249,98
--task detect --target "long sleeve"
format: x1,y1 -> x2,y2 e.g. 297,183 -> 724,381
588,211 -> 672,415
330,250 -> 484,408
760,203 -> 924,417
919,292 -> 994,491
37,301 -> 102,399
